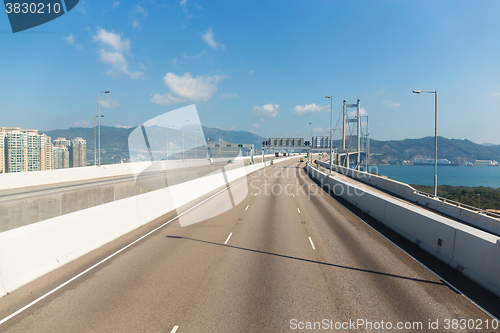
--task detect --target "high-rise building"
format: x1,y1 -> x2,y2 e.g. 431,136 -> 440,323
26,131 -> 41,172
0,132 -> 6,173
53,145 -> 69,169
70,137 -> 87,167
5,130 -> 28,173
53,137 -> 71,147
40,134 -> 53,171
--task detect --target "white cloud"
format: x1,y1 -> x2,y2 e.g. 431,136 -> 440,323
253,123 -> 260,128
221,93 -> 238,99
202,27 -> 225,50
293,103 -> 328,115
348,107 -> 368,117
76,0 -> 86,13
97,50 -> 129,76
73,120 -> 91,127
93,28 -> 130,53
172,57 -> 179,68
112,1 -> 120,8
150,93 -> 186,105
151,72 -> 227,105
131,5 -> 148,29
99,99 -> 120,108
135,5 -> 147,17
493,92 -> 500,97
116,125 -> 133,129
382,100 -> 401,108
163,72 -> 227,101
63,34 -> 83,50
93,28 -> 143,79
64,34 -> 75,45
253,104 -> 279,118
180,0 -> 191,18
132,19 -> 141,29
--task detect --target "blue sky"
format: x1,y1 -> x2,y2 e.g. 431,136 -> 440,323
1,0 -> 500,144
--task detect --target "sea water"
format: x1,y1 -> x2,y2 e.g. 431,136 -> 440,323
366,165 -> 500,188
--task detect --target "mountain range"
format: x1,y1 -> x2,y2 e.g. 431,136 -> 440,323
41,126 -> 268,164
41,126 -> 500,165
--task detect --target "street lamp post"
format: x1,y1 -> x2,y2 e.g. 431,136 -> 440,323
94,116 -> 97,166
94,115 -> 104,166
326,96 -> 333,175
413,89 -> 438,196
309,122 -> 313,164
97,91 -> 110,166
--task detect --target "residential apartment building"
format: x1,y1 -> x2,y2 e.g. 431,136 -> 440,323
70,137 -> 87,168
0,128 -> 87,173
40,134 -> 53,171
53,145 -> 70,169
0,132 -> 5,173
5,130 -> 28,173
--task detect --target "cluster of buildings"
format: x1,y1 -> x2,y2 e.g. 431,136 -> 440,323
0,127 -> 86,173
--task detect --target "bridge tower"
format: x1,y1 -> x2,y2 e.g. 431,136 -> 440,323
342,100 -> 362,170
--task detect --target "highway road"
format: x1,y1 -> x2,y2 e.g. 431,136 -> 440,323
0,158 -> 497,332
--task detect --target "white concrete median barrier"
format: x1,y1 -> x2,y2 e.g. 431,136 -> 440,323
306,163 -> 500,297
0,155 -> 299,297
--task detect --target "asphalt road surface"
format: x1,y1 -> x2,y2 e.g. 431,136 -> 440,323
0,158 -> 497,332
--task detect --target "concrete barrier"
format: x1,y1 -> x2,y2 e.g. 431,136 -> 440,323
307,163 -> 500,297
452,228 -> 500,297
0,155 -> 277,191
382,200 -> 457,264
315,160 -> 500,237
0,155 -> 298,296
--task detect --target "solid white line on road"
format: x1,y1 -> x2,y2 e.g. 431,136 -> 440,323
297,208 -> 301,214
245,205 -> 249,211
308,237 -> 316,250
0,176 -> 249,327
170,326 -> 179,333
224,233 -> 233,244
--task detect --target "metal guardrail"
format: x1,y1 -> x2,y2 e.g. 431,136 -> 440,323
414,189 -> 500,219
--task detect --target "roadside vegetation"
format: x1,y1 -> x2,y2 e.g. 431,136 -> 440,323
412,185 -> 500,210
